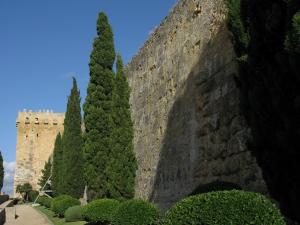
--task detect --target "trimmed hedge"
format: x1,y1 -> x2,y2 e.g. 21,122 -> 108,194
113,199 -> 159,225
28,190 -> 39,202
51,195 -> 80,217
82,199 -> 119,224
162,190 -> 286,225
50,195 -> 72,209
65,205 -> 84,222
37,196 -> 52,208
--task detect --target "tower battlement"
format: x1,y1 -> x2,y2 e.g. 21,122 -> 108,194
14,109 -> 65,196
16,110 -> 65,127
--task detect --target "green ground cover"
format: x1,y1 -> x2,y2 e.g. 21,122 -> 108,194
35,205 -> 86,225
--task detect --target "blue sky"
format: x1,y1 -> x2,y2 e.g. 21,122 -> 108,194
0,0 -> 177,194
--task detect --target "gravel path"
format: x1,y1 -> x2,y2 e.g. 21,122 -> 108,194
5,205 -> 52,225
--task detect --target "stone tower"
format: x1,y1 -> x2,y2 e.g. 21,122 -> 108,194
14,110 -> 64,196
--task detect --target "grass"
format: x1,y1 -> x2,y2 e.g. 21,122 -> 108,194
35,205 -> 86,225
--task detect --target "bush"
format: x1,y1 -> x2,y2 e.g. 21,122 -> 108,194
82,199 -> 119,224
28,190 -> 39,202
65,205 -> 84,222
286,11 -> 300,54
37,196 -> 52,208
113,199 -> 159,225
226,0 -> 249,56
50,195 -> 72,208
43,198 -> 53,208
162,190 -> 286,225
51,195 -> 80,217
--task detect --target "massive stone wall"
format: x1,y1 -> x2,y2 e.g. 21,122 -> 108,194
14,110 -> 64,195
127,0 -> 267,209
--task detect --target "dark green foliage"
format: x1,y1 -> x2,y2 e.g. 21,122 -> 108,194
83,12 -> 115,200
226,0 -> 300,221
0,151 -> 3,191
64,205 -> 84,222
163,190 -> 285,225
61,78 -> 84,198
37,196 -> 53,208
286,11 -> 300,54
51,195 -> 80,217
51,194 -> 73,206
226,0 -> 249,56
82,199 -> 119,224
28,190 -> 39,202
38,157 -> 52,191
106,55 -> 137,199
113,199 -> 159,225
16,183 -> 32,201
37,196 -> 45,205
52,133 -> 63,196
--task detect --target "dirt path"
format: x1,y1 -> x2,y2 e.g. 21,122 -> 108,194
5,205 -> 52,225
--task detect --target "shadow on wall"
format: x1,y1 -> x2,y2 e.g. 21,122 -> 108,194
236,1 -> 300,222
189,181 -> 242,196
148,1 -> 300,223
148,21 -> 264,210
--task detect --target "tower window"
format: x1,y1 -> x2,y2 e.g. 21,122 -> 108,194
25,117 -> 30,124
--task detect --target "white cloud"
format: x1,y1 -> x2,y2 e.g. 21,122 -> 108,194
2,161 -> 16,196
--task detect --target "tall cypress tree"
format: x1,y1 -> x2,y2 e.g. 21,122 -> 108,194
38,157 -> 52,191
51,133 -> 63,196
62,78 -> 84,198
0,151 -> 4,191
106,55 -> 137,199
83,12 -> 115,200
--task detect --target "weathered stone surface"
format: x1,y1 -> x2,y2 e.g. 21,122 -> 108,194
126,0 -> 267,210
14,111 -> 64,195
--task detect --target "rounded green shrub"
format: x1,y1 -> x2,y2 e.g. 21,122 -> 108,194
82,199 -> 119,224
43,197 -> 53,208
37,196 -> 52,208
163,190 -> 286,225
51,195 -> 72,204
65,205 -> 84,222
113,199 -> 159,225
28,190 -> 39,202
50,195 -> 72,209
51,195 -> 80,217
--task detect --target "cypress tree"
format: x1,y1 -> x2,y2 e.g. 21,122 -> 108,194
83,12 -> 115,200
285,11 -> 300,54
0,151 -> 3,191
38,157 -> 52,191
62,77 -> 84,198
106,55 -> 137,199
52,133 -> 63,196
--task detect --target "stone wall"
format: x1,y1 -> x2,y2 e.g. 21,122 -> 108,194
126,0 -> 267,209
14,110 -> 64,195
